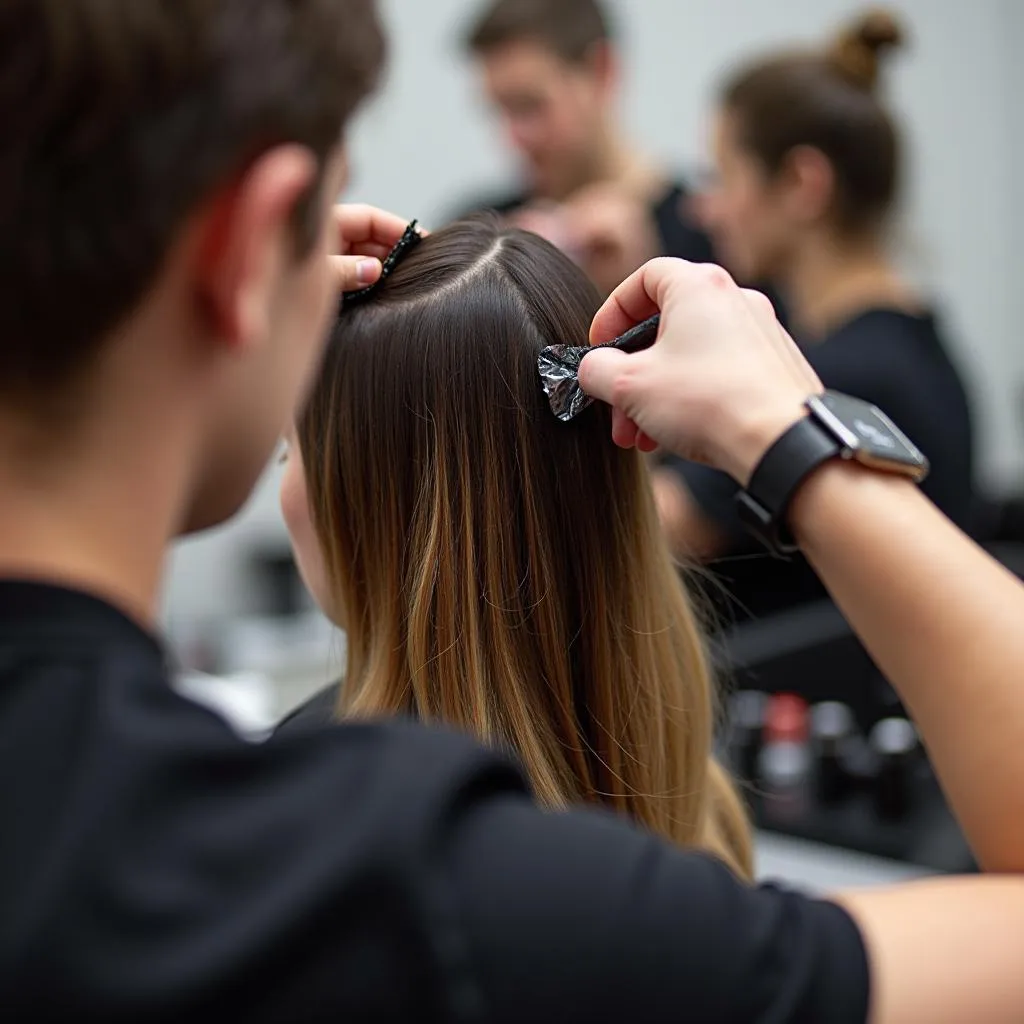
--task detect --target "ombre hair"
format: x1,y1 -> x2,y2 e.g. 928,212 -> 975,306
297,214 -> 752,876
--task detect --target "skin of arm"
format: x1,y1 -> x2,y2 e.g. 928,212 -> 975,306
578,257 -> 1024,1024
765,459 -> 1024,1023
790,462 -> 1024,874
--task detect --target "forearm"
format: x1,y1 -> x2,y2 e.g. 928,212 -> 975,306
791,461 -> 1024,871
838,877 -> 1024,1024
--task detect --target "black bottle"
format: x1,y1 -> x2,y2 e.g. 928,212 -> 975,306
870,717 -> 918,821
811,701 -> 855,806
728,690 -> 767,784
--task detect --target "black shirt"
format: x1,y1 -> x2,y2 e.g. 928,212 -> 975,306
665,307 -> 975,621
0,580 -> 870,1022
466,181 -> 716,265
465,185 -> 788,323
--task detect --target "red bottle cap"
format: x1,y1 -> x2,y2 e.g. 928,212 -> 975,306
765,693 -> 809,744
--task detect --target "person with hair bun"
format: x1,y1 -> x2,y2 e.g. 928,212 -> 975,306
653,9 -> 976,621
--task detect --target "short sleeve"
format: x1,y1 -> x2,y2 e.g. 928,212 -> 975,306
445,797 -> 870,1024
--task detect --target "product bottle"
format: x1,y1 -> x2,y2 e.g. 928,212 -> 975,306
758,692 -> 811,822
870,717 -> 918,821
728,690 -> 767,784
811,701 -> 856,806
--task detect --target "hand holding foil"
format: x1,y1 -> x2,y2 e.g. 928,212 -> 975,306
538,314 -> 661,422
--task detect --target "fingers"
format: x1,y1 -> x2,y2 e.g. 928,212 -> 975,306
334,203 -> 412,252
589,259 -> 673,344
577,345 -> 632,405
589,258 -> 735,345
578,349 -> 652,450
612,407 -> 641,449
739,287 -> 777,330
347,242 -> 394,261
331,253 -> 382,292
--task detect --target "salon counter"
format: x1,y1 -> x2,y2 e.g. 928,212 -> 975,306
755,831 -> 931,890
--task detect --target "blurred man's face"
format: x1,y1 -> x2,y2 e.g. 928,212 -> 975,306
479,40 -> 610,201
699,112 -> 796,284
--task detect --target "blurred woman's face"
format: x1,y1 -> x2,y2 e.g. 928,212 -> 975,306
700,110 -> 796,284
279,430 -> 334,622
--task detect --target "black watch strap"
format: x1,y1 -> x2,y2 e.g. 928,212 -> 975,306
735,416 -> 842,556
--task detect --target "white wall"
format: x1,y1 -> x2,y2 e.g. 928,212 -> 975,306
1002,0 -> 1024,448
163,0 -> 1024,632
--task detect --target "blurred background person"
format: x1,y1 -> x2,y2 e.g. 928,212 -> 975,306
277,216 -> 753,877
652,8 -> 976,622
456,0 -> 714,293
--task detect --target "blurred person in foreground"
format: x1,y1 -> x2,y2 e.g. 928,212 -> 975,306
459,0 -> 713,294
4,2 -> 1024,1021
652,8 -> 975,621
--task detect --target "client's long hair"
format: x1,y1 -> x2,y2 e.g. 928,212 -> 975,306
298,215 -> 752,876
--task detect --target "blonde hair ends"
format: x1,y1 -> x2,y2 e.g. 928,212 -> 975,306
299,215 -> 753,878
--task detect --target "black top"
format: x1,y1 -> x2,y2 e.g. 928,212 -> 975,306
665,308 -> 975,621
466,185 -> 788,324
281,678 -> 339,731
467,181 -> 716,265
0,580 -> 870,1022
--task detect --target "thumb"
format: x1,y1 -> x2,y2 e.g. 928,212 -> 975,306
331,254 -> 382,292
577,346 -> 632,405
579,347 -> 647,450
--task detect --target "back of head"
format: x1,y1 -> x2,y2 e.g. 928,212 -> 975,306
465,0 -> 614,63
297,214 -> 752,876
720,7 -> 906,231
0,0 -> 384,413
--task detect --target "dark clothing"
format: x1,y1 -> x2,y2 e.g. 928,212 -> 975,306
467,181 -> 715,265
0,579 -> 870,1022
466,183 -> 787,322
280,679 -> 338,731
665,307 -> 975,622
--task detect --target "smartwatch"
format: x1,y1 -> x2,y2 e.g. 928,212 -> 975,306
736,391 -> 929,556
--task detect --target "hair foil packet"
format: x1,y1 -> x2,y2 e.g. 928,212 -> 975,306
538,314 -> 660,422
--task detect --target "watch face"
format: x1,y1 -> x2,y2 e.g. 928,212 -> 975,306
810,391 -> 930,481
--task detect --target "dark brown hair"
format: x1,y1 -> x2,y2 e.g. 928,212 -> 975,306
0,0 -> 385,404
297,214 -> 752,875
465,0 -> 614,63
721,8 -> 906,231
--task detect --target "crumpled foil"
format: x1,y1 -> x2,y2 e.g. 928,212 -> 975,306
537,314 -> 661,422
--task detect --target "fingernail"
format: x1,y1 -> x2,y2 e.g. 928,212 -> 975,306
356,258 -> 381,285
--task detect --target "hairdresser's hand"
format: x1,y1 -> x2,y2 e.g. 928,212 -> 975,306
578,258 -> 821,484
331,204 -> 413,291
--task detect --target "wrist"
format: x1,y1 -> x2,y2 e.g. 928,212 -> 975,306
723,400 -> 811,487
788,459 -> 920,549
735,391 -> 929,556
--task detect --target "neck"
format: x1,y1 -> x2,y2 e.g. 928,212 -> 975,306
780,230 -> 918,339
0,330 -> 200,629
580,121 -> 663,201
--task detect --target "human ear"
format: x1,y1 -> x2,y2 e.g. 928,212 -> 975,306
193,145 -> 320,353
779,145 -> 836,225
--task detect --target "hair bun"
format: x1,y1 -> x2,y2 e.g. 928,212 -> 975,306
828,8 -> 906,90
